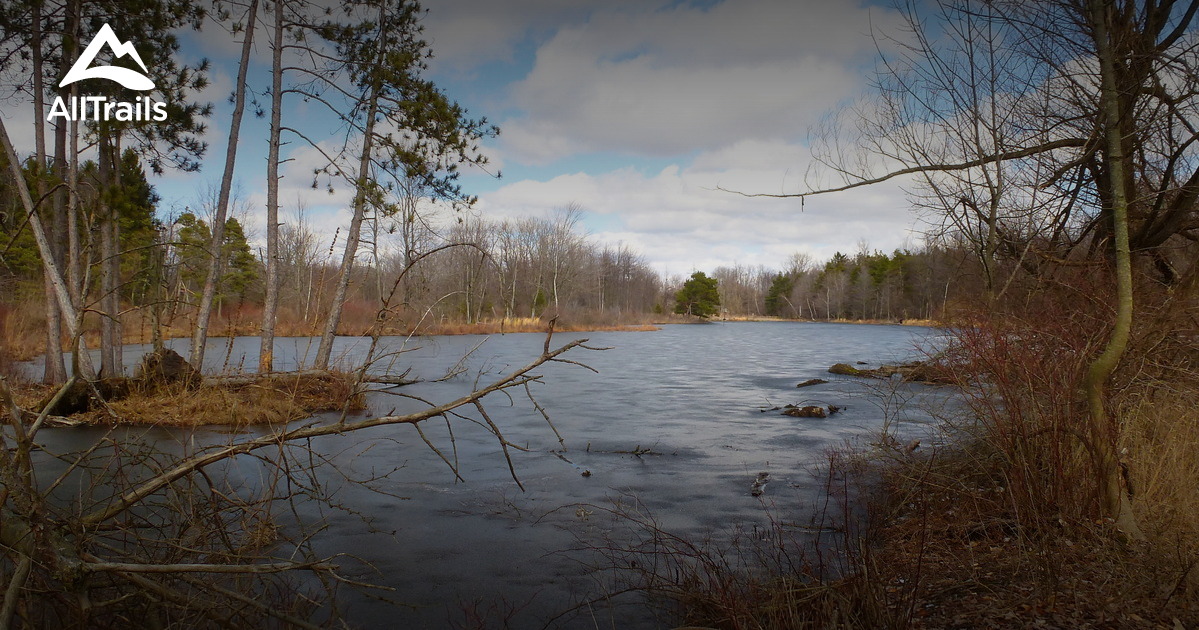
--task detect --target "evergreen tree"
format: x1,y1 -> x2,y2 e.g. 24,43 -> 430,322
674,271 -> 720,317
764,273 -> 794,317
0,154 -> 43,280
173,213 -> 255,303
312,0 -> 498,370
219,218 -> 257,302
111,150 -> 162,301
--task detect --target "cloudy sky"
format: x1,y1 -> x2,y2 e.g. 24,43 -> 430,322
5,0 -> 926,276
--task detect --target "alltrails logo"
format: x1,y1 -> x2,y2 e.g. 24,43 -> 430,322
47,24 -> 168,122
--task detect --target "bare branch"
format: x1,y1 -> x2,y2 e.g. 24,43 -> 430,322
83,560 -> 337,574
718,137 -> 1089,199
0,554 -> 32,630
81,338 -> 591,526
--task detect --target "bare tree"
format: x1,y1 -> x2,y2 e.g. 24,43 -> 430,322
191,0 -> 260,370
728,0 -> 1199,538
259,0 -> 286,373
0,118 -> 96,380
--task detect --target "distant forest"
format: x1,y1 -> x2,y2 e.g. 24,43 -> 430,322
1,144 -> 989,359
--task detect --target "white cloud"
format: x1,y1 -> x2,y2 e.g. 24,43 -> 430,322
1,0 -> 922,277
494,0 -> 901,164
478,140 -> 920,271
421,0 -> 646,75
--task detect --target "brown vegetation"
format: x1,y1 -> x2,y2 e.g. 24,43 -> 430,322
85,372 -> 366,427
6,370 -> 366,427
629,266 -> 1199,629
0,297 -> 664,363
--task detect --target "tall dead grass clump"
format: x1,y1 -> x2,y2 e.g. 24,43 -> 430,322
852,266 -> 1199,627
1118,268 -> 1199,551
84,372 -> 366,426
576,452 -> 907,629
613,265 -> 1199,628
936,267 -> 1199,541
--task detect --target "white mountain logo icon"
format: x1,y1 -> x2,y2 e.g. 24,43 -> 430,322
59,23 -> 154,90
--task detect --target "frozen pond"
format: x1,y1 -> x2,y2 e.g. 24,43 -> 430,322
29,321 -> 950,627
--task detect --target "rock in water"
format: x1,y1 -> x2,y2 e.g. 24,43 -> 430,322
752,472 -> 769,496
828,363 -> 863,376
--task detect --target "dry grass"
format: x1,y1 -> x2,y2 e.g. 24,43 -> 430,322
860,430 -> 1199,629
632,270 -> 1199,629
715,315 -> 941,327
77,372 -> 366,427
412,317 -> 660,336
3,298 -> 665,362
1125,386 -> 1199,550
0,293 -> 48,362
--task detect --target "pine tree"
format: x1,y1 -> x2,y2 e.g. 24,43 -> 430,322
764,273 -> 794,317
312,0 -> 497,369
674,271 -> 720,318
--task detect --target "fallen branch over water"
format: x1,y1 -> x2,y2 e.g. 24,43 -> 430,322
82,336 -> 594,526
0,331 -> 599,626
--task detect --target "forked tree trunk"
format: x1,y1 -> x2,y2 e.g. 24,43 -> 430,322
189,0 -> 259,371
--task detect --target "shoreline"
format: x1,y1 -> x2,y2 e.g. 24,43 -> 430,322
4,319 -> 670,363
6,315 -> 945,363
714,315 -> 941,327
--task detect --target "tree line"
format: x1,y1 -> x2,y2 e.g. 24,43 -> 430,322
0,135 -> 998,351
0,0 -> 493,381
0,0 -> 1029,391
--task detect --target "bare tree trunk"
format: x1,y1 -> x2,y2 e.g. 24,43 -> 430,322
64,123 -> 83,371
98,133 -> 119,377
304,266 -> 314,324
400,186 -> 420,302
371,212 -> 383,305
313,84 -> 382,370
0,118 -> 95,380
190,0 -> 259,371
110,137 -> 123,371
66,111 -> 80,305
32,0 -> 68,385
1083,0 -> 1143,540
259,0 -> 284,374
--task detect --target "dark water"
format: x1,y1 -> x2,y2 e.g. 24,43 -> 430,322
29,322 -> 949,628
